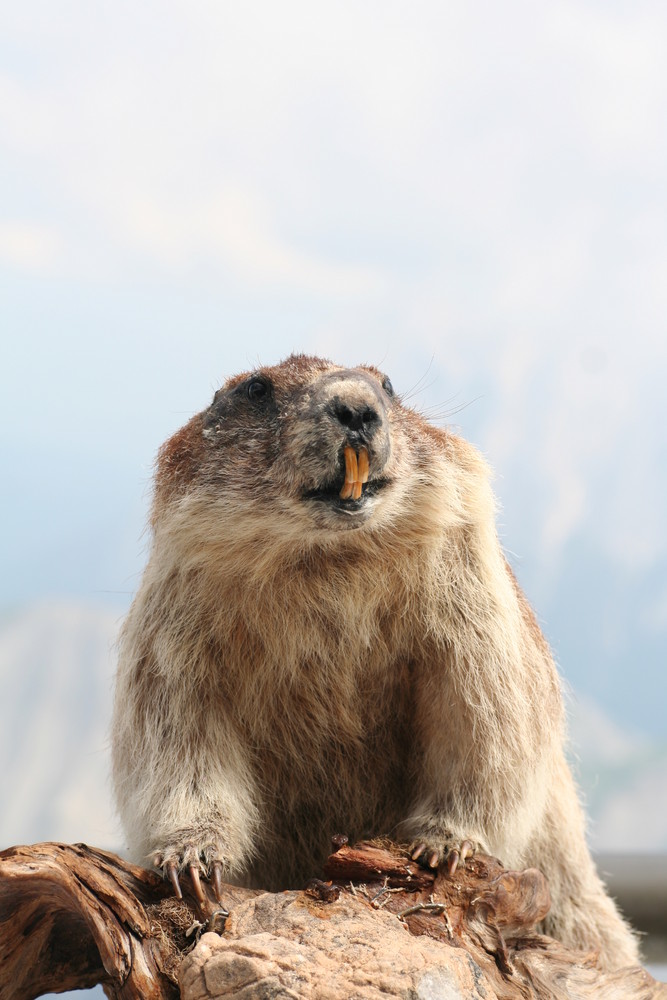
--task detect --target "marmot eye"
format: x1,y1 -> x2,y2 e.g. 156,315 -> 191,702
246,378 -> 268,401
382,376 -> 395,397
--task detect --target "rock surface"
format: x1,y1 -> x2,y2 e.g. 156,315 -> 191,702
180,895 -> 485,1000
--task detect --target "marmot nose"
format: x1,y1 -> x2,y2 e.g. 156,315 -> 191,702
332,400 -> 380,437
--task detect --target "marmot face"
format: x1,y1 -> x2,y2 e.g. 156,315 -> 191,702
163,356 -> 415,535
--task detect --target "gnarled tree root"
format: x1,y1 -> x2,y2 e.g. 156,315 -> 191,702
0,840 -> 664,999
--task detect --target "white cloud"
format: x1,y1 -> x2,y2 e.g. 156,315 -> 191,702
119,184 -> 386,295
0,221 -> 62,271
641,588 -> 667,634
547,3 -> 667,164
568,694 -> 648,766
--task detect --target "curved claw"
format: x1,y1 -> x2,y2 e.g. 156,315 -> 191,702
446,840 -> 475,875
189,864 -> 207,908
211,860 -> 225,905
426,850 -> 440,869
459,840 -> 474,863
411,842 -> 427,862
165,859 -> 183,899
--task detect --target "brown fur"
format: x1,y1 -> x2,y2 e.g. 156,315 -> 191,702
111,354 -> 639,970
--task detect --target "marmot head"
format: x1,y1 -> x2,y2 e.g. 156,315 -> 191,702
152,354 -> 464,549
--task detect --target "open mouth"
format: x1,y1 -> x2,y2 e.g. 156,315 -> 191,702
303,446 -> 389,510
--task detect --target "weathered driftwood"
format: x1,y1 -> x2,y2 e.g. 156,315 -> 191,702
0,840 -> 664,999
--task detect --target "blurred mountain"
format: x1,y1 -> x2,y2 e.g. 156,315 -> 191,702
568,693 -> 667,852
0,601 -> 121,850
0,599 -> 665,854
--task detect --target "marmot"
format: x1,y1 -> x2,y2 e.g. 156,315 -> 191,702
112,354 -> 638,971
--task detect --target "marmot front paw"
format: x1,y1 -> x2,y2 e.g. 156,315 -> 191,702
153,831 -> 230,909
409,836 -> 481,875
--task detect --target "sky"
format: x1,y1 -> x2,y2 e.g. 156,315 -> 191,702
1,0 -> 666,830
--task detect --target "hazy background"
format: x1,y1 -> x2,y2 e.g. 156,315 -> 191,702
2,0 -> 666,875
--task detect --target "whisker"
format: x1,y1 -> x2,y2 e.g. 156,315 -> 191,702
398,355 -> 436,403
418,395 -> 484,423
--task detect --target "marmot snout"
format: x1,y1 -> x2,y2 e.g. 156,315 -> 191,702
112,353 -> 639,972
286,369 -> 393,522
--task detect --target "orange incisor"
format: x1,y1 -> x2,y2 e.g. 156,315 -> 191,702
340,446 -> 369,500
